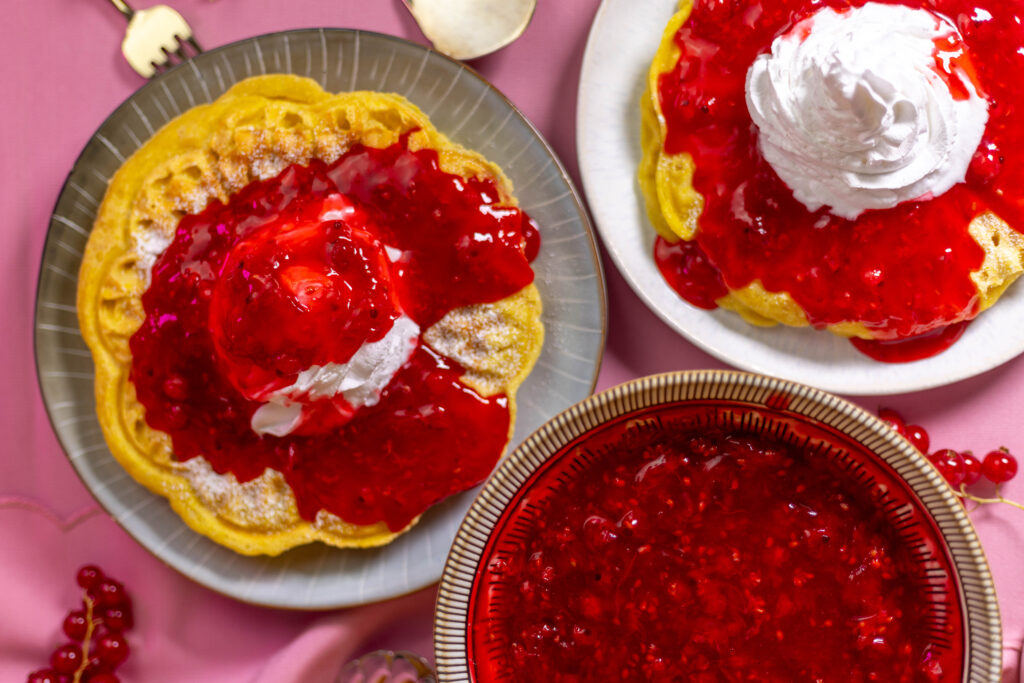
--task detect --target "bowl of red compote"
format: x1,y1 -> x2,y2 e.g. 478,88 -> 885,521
434,371 -> 1002,682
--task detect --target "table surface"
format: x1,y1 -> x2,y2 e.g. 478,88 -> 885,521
3,1 -> 1022,681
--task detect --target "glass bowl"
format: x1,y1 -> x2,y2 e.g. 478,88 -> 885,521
338,650 -> 436,683
434,370 -> 1003,682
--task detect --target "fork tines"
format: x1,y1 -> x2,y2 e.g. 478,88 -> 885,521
150,35 -> 203,76
118,3 -> 203,79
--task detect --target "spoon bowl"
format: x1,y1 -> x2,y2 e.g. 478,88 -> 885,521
402,0 -> 537,61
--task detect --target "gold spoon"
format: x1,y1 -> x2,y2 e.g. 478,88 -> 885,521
402,0 -> 537,61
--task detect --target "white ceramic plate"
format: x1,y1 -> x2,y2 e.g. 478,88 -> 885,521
35,29 -> 605,610
576,0 -> 1024,395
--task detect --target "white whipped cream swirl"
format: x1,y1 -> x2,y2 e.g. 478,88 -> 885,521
745,3 -> 988,220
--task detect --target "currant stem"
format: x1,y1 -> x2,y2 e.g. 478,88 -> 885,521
958,492 -> 981,513
957,484 -> 1024,512
72,594 -> 96,683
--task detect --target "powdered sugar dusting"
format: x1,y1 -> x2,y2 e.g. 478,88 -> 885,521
175,457 -> 298,529
425,303 -> 525,396
251,153 -> 290,181
132,228 -> 174,285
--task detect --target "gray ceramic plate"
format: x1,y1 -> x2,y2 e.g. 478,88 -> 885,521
435,371 -> 1002,681
35,29 -> 606,610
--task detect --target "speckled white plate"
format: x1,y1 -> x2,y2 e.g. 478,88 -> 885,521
35,29 -> 605,610
576,0 -> 1024,395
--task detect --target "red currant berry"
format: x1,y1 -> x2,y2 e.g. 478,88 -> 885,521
49,644 -> 83,675
101,606 -> 133,632
929,449 -> 966,487
76,565 -> 104,591
904,425 -> 930,453
94,633 -> 130,668
62,610 -> 89,641
28,672 -> 70,683
878,408 -> 906,435
982,449 -> 1018,484
961,451 -> 983,486
27,670 -> 60,683
93,581 -> 126,609
82,656 -> 111,678
85,675 -> 120,683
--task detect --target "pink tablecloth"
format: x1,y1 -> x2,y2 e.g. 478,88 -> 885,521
3,0 -> 1022,680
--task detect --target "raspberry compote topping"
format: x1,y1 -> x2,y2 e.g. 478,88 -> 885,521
129,135 -> 538,530
654,0 -> 1024,361
470,404 -> 964,682
208,193 -> 403,404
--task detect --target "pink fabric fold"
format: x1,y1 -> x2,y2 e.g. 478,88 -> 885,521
255,589 -> 436,683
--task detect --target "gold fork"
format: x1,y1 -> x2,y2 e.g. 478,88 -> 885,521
106,0 -> 202,78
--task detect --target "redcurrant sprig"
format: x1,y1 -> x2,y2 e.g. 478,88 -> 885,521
27,565 -> 133,683
877,407 -> 1022,511
956,448 -> 1023,511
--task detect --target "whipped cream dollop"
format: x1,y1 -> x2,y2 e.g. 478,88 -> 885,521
250,314 -> 420,437
745,3 -> 988,220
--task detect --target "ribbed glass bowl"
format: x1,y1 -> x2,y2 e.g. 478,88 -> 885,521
338,651 -> 436,683
434,370 -> 1002,682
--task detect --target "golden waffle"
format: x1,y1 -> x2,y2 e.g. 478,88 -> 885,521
78,75 -> 544,556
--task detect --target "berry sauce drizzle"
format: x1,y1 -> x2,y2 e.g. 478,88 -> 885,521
851,320 -> 971,362
129,136 -> 537,530
470,404 -> 964,682
654,0 -> 1024,360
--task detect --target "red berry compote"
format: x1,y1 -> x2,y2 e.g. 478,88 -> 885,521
129,133 -> 539,531
469,404 -> 964,682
